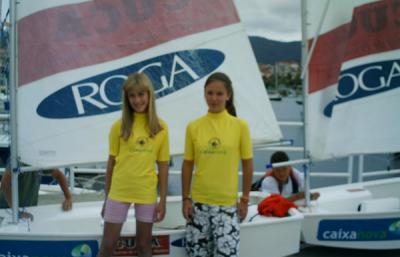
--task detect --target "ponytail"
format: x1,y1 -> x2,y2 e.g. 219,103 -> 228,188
225,97 -> 237,117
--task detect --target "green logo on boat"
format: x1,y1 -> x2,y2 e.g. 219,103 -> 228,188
71,244 -> 92,257
389,220 -> 400,235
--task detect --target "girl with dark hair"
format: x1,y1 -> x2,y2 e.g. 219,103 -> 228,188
181,72 -> 254,257
97,72 -> 169,257
203,72 -> 237,116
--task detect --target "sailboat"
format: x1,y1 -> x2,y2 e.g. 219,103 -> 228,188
268,63 -> 282,101
299,0 -> 400,249
0,1 -> 303,257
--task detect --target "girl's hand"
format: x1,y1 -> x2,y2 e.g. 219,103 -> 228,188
155,200 -> 166,222
237,196 -> 249,221
182,198 -> 193,222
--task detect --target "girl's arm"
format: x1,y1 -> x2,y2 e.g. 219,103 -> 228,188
241,158 -> 254,199
104,155 -> 116,197
181,159 -> 194,221
155,160 -> 169,222
157,161 -> 169,202
101,155 -> 115,217
238,158 -> 254,220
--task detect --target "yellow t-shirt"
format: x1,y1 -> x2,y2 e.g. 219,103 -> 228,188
108,113 -> 169,204
184,110 -> 253,206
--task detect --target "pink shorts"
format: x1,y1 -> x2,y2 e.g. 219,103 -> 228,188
104,198 -> 156,223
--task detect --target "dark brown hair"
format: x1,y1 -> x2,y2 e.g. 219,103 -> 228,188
204,72 -> 237,116
270,151 -> 289,164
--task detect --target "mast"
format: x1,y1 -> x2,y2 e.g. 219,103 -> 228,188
300,0 -> 311,207
9,0 -> 18,223
301,0 -> 331,207
274,63 -> 277,91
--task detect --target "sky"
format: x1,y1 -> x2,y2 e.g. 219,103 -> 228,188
1,0 -> 302,42
235,0 -> 302,42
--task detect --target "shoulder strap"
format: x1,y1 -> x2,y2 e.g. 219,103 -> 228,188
251,170 -> 273,191
290,169 -> 299,194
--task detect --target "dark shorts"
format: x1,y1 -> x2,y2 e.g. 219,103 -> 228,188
0,172 -> 41,208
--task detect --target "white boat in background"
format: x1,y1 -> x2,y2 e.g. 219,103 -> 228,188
0,193 -> 303,257
268,91 -> 282,101
268,64 -> 282,101
0,1 -> 302,256
299,0 -> 400,249
301,178 -> 400,249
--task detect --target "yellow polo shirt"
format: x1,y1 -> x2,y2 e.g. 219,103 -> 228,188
108,113 -> 169,204
184,110 -> 253,206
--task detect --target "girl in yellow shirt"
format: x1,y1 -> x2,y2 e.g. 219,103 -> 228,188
182,72 -> 254,257
97,73 -> 169,257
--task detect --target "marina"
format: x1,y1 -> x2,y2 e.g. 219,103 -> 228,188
1,0 -> 400,256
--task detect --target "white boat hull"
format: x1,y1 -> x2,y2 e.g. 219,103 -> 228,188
300,178 -> 400,249
0,193 -> 303,257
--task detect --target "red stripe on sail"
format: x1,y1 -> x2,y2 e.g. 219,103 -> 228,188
308,25 -> 348,94
308,0 -> 400,94
18,0 -> 240,86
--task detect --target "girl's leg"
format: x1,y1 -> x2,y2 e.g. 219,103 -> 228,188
186,202 -> 212,257
211,205 -> 240,257
97,222 -> 124,257
136,220 -> 153,257
135,203 -> 157,257
97,198 -> 130,257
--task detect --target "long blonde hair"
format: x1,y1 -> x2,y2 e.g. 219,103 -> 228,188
120,72 -> 162,140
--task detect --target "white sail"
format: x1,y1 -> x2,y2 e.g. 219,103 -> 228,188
16,0 -> 282,167
304,0 -> 400,160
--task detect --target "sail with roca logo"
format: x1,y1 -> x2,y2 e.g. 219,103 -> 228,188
16,0 -> 282,167
301,0 -> 400,250
304,0 -> 400,160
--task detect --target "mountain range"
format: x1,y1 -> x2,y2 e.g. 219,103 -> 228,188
248,36 -> 301,64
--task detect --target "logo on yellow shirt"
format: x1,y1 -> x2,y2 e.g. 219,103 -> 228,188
200,137 -> 226,155
136,137 -> 148,147
208,138 -> 221,149
129,137 -> 152,153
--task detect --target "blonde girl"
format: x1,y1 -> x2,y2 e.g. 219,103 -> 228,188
97,73 -> 169,257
